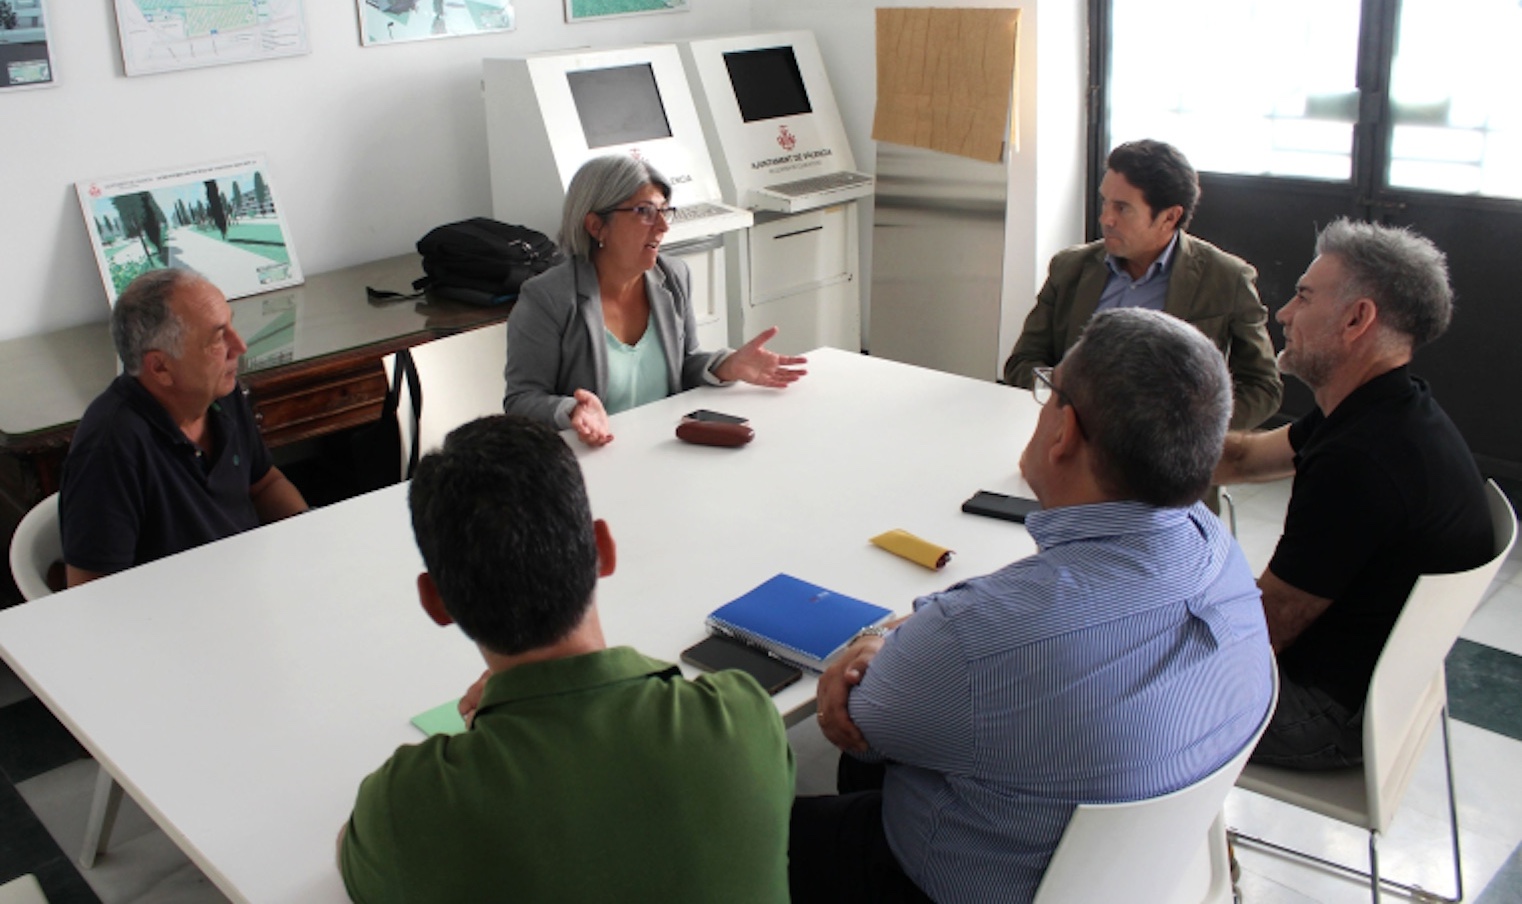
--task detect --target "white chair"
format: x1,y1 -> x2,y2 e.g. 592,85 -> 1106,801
8,492 -> 61,601
388,323 -> 509,480
6,491 -> 127,870
1035,674 -> 1278,904
0,874 -> 49,904
1231,479 -> 1518,903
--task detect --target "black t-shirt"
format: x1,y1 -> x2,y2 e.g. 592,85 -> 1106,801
1270,366 -> 1492,710
60,374 -> 272,576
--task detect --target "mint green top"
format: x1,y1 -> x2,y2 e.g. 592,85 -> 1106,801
340,646 -> 795,904
602,312 -> 670,414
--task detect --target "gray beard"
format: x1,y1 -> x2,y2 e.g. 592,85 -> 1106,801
1277,346 -> 1334,390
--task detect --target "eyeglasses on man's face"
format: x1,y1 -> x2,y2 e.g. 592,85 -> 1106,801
1031,367 -> 1064,406
1032,366 -> 1086,434
601,203 -> 677,225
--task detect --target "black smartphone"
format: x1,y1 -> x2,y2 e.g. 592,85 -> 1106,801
962,490 -> 1041,523
681,635 -> 802,695
684,409 -> 749,426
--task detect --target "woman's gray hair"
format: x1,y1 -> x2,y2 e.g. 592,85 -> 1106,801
1062,308 -> 1232,508
111,269 -> 192,375
558,155 -> 672,259
1314,218 -> 1453,349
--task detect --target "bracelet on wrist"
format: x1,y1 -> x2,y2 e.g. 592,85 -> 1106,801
851,624 -> 892,644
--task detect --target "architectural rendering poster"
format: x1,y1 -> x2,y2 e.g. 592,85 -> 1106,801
113,0 -> 310,77
565,0 -> 685,24
0,0 -> 54,90
77,155 -> 305,306
357,0 -> 514,46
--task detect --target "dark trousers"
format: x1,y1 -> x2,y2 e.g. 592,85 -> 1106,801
1250,664 -> 1364,769
788,758 -> 935,904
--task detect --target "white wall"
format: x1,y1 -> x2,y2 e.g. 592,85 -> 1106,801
753,0 -> 1087,359
0,0 -> 753,343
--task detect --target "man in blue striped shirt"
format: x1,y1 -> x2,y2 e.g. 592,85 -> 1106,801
791,308 -> 1275,904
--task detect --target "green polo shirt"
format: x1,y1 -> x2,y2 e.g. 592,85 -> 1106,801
340,646 -> 794,904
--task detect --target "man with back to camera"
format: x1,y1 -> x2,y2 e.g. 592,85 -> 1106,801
1003,139 -> 1283,432
338,415 -> 795,903
1214,218 -> 1492,769
59,268 -> 307,587
791,308 -> 1276,904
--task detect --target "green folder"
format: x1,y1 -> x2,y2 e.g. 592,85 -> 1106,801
410,699 -> 468,736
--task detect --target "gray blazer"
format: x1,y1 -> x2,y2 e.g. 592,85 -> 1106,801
502,254 -> 731,428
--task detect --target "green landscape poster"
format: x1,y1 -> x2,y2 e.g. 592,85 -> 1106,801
76,155 -> 305,305
565,0 -> 685,23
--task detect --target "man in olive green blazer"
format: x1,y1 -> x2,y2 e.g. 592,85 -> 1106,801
1003,140 -> 1282,431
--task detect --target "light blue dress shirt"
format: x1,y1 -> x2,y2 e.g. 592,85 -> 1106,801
602,312 -> 670,415
1095,230 -> 1181,313
849,500 -> 1274,904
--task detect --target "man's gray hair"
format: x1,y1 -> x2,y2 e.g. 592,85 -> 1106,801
112,269 -> 195,375
558,154 -> 672,259
1315,218 -> 1453,349
1062,308 -> 1231,507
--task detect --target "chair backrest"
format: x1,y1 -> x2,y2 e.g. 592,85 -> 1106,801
1363,479 -> 1517,830
8,493 -> 62,601
1035,673 -> 1278,904
392,323 -> 508,478
0,873 -> 50,904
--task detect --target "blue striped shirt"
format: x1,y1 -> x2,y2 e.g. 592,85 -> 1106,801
1095,230 -> 1179,314
849,501 -> 1273,904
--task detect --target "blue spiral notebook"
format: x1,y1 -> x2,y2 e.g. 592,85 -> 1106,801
706,574 -> 892,673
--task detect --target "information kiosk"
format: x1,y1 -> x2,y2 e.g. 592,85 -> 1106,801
483,46 -> 752,350
680,30 -> 870,354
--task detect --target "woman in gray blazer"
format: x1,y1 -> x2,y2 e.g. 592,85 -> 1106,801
503,155 -> 806,446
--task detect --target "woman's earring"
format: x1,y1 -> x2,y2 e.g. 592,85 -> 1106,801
597,239 -> 604,249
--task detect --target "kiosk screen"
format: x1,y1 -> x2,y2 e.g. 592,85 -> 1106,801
566,64 -> 674,148
723,46 -> 813,123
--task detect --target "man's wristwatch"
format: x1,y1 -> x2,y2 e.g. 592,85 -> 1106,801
851,624 -> 892,644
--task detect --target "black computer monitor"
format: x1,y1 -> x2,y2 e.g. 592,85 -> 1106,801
723,46 -> 813,123
566,63 -> 675,149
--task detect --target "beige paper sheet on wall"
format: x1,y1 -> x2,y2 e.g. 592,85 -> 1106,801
873,8 -> 1020,163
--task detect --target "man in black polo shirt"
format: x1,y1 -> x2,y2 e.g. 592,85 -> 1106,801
1214,218 -> 1492,769
60,269 -> 308,586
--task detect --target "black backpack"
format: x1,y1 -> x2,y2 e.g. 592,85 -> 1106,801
412,218 -> 563,306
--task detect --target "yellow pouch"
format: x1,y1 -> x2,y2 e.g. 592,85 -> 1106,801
870,529 -> 953,571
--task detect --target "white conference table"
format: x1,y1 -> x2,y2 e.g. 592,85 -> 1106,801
0,348 -> 1043,903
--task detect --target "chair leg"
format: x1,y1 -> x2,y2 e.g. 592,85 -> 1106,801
78,765 -> 124,869
1368,830 -> 1381,903
1439,708 -> 1465,903
1231,712 -> 1465,902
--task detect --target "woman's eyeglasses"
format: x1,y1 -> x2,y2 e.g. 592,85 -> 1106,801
601,203 -> 678,225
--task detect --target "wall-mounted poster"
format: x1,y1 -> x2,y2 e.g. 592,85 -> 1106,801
77,155 -> 304,305
113,0 -> 310,77
565,0 -> 685,23
358,0 -> 514,46
0,0 -> 54,90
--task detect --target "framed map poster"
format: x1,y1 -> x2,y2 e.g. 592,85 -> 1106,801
564,0 -> 685,23
113,0 -> 310,77
357,0 -> 515,47
0,0 -> 55,90
77,155 -> 305,305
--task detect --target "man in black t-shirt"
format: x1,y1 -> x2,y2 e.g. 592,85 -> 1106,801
1213,218 -> 1492,769
60,269 -> 308,586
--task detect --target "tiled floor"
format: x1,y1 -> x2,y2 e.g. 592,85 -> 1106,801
4,477 -> 1522,902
